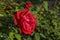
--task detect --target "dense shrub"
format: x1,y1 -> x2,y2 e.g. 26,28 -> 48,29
0,0 -> 60,40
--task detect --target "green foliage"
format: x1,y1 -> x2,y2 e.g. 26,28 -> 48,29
0,0 -> 60,40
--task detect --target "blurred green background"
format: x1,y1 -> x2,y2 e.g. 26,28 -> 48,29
0,0 -> 60,40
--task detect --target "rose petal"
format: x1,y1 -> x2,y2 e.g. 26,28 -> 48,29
14,13 -> 18,25
17,10 -> 21,19
22,21 -> 32,34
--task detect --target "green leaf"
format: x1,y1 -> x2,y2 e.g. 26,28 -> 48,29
0,14 -> 4,17
9,32 -> 14,40
15,34 -> 21,40
40,33 -> 46,38
34,33 -> 40,40
36,6 -> 41,12
27,36 -> 32,40
4,38 -> 10,40
43,1 -> 48,11
12,27 -> 18,33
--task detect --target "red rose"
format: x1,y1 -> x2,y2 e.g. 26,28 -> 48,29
14,8 -> 36,34
25,1 -> 32,9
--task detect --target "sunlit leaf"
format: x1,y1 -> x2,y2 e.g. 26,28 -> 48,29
40,33 -> 46,38
9,32 -> 14,40
43,1 -> 48,11
15,34 -> 21,40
